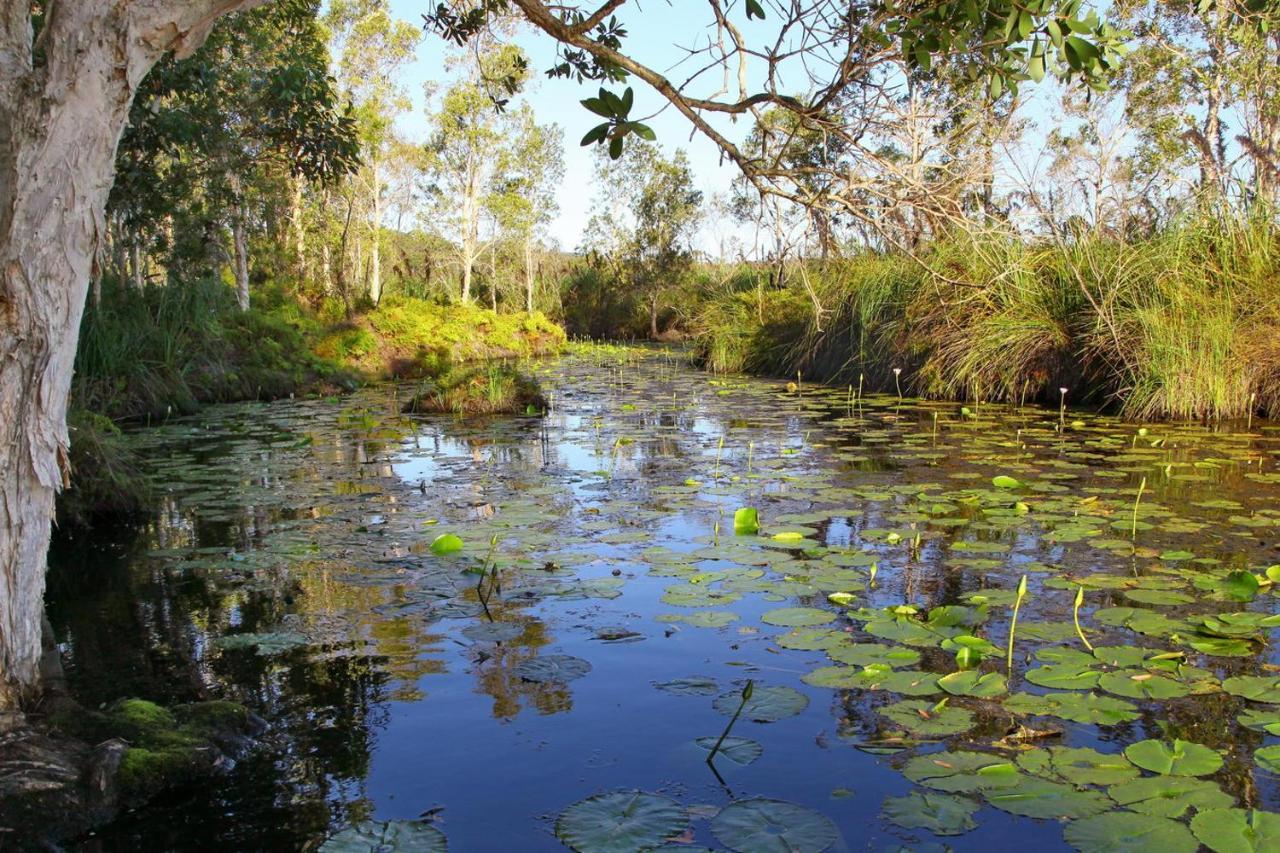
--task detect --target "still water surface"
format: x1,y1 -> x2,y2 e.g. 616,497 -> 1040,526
48,347 -> 1280,850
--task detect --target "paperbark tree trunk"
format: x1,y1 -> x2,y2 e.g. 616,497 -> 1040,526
0,0 -> 262,725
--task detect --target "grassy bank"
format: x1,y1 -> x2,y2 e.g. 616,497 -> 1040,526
694,215 -> 1280,422
61,280 -> 564,526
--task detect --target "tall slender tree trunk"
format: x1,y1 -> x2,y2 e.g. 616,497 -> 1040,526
230,192 -> 251,312
0,0 -> 261,725
131,239 -> 145,291
524,237 -> 535,314
291,175 -> 307,282
368,154 -> 382,305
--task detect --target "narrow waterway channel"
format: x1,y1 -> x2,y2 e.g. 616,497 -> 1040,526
47,346 -> 1280,851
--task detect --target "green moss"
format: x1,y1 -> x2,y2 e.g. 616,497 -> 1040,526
117,745 -> 206,797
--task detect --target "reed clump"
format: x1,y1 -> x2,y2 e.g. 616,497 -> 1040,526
693,213 -> 1280,421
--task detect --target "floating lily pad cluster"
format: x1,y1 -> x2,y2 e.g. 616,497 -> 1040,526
95,347 -> 1280,850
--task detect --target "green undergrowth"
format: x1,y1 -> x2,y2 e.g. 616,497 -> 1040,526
62,280 -> 566,526
320,296 -> 565,379
693,214 -> 1280,421
402,362 -> 548,416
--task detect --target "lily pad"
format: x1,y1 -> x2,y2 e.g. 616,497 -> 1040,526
1017,746 -> 1139,786
879,699 -> 974,736
882,791 -> 978,836
761,607 -> 835,627
1255,744 -> 1280,773
901,751 -> 1021,793
983,778 -> 1110,819
694,736 -> 762,766
1063,812 -> 1198,853
461,622 -> 525,642
827,643 -> 921,668
1108,776 -> 1233,818
733,507 -> 760,535
802,665 -> 940,695
1123,739 -> 1223,777
556,791 -> 689,853
429,533 -> 464,555
1004,691 -> 1140,725
320,820 -> 447,852
1224,676 -> 1280,704
1190,808 -> 1280,853
714,685 -> 808,722
514,654 -> 592,683
653,677 -> 719,696
710,798 -> 839,853
937,670 -> 1007,698
1098,670 -> 1190,700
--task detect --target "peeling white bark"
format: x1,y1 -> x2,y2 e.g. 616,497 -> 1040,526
0,0 -> 264,718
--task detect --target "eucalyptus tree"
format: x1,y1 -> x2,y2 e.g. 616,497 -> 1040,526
490,110 -> 565,313
584,143 -> 703,337
0,0 -> 1119,722
108,0 -> 358,310
1112,0 -> 1280,207
422,44 -> 532,303
327,0 -> 420,305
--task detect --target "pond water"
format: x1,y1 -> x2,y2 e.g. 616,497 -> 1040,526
47,346 -> 1280,851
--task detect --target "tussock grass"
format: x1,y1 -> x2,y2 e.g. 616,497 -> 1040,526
693,214 -> 1280,420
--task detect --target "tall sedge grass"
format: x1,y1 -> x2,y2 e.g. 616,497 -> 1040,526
693,212 -> 1280,420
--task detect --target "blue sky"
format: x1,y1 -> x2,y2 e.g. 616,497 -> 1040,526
387,1 -> 759,251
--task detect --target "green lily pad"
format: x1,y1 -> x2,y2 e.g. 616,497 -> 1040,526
992,475 -> 1023,489
733,507 -> 760,535
1004,691 -> 1140,725
1224,676 -> 1280,703
1017,746 -> 1139,786
775,628 -> 848,651
694,736 -> 763,766
1191,808 -> 1280,853
802,665 -> 940,695
1218,570 -> 1261,602
555,791 -> 689,853
879,699 -> 974,736
653,677 -> 719,696
1108,776 -> 1233,818
1123,739 -> 1223,776
1063,812 -> 1198,853
461,622 -> 525,642
1098,670 -> 1190,700
1125,589 -> 1195,606
761,607 -> 835,627
1025,664 -> 1101,690
1187,636 -> 1255,657
213,631 -> 309,655
429,533 -> 464,555
901,751 -> 1021,792
937,670 -> 1007,698
710,798 -> 838,853
714,685 -> 808,722
882,791 -> 979,836
514,654 -> 592,683
320,819 -> 447,852
1255,744 -> 1280,773
983,778 -> 1110,819
1239,708 -> 1280,735
661,611 -> 740,628
827,643 -> 921,668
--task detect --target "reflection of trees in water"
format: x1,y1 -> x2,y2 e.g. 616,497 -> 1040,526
458,595 -> 568,720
